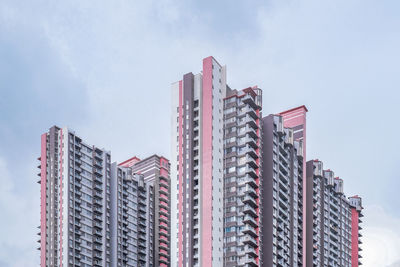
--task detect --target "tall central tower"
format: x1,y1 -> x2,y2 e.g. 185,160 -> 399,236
170,57 -> 263,267
171,57 -> 226,267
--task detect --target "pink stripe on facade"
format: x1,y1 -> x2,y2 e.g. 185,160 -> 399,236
40,133 -> 47,267
351,208 -> 359,267
178,80 -> 184,267
202,56 -> 213,267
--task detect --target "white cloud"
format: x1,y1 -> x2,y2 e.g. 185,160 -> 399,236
362,205 -> 400,267
0,157 -> 38,267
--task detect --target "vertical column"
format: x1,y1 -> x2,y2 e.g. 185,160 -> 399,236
201,57 -> 214,267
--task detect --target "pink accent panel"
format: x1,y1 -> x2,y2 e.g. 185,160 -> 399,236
40,133 -> 47,267
160,157 -> 169,166
178,80 -> 184,266
59,129 -> 64,266
202,56 -> 213,267
160,168 -> 169,178
119,156 -> 141,167
160,186 -> 168,193
351,208 -> 359,267
279,105 -> 307,265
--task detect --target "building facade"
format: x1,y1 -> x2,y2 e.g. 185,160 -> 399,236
261,114 -> 304,267
40,56 -> 365,267
128,155 -> 171,267
39,126 -> 170,267
170,57 -> 226,267
278,105 -> 308,265
170,57 -> 265,267
305,160 -> 363,267
110,163 -> 148,267
39,126 -> 112,267
223,87 -> 262,266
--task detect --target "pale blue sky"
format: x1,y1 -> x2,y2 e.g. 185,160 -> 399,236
0,0 -> 399,266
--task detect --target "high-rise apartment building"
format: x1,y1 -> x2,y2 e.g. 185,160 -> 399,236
223,87 -> 262,266
128,155 -> 171,267
171,56 -> 266,267
171,57 -> 227,267
261,114 -> 304,266
110,163 -> 148,267
39,126 -> 112,267
171,56 -> 264,267
305,160 -> 363,267
39,126 -> 170,267
278,105 -> 308,265
40,56 -> 365,267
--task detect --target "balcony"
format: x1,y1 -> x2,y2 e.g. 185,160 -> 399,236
243,255 -> 258,267
243,204 -> 258,218
244,175 -> 258,188
93,206 -> 103,215
242,235 -> 257,247
246,115 -> 258,129
245,245 -> 257,258
278,180 -> 289,193
245,135 -> 258,149
239,147 -> 258,159
242,94 -> 258,109
246,155 -> 258,169
243,225 -> 258,238
243,195 -> 257,208
245,166 -> 257,178
279,190 -> 289,202
245,184 -> 258,198
242,106 -> 258,120
243,214 -> 257,228
93,168 -> 102,177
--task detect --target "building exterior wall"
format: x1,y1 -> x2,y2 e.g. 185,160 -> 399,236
171,57 -> 225,267
223,87 -> 262,266
261,115 -> 304,267
130,155 -> 171,267
305,160 -> 360,267
40,57 -> 366,267
39,126 -> 112,267
40,127 -> 170,267
110,163 -> 147,267
278,105 -> 308,264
